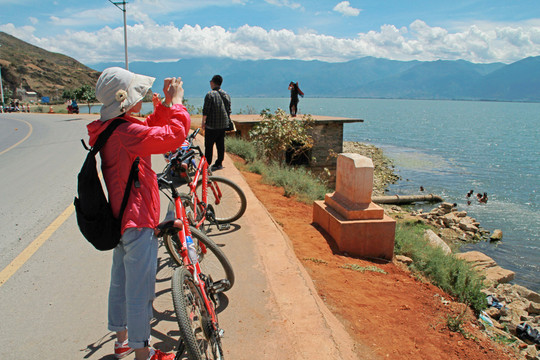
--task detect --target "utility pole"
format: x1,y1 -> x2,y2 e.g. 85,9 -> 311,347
0,44 -> 4,106
109,0 -> 129,70
0,65 -> 4,107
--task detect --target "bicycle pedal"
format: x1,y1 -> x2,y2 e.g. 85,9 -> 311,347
217,223 -> 231,231
210,279 -> 231,294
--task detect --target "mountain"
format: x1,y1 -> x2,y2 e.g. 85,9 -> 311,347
93,56 -> 540,102
91,57 -> 422,99
0,31 -> 100,99
469,56 -> 540,101
3,31 -> 539,102
345,59 -> 505,100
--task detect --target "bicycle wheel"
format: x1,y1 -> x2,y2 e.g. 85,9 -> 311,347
172,267 -> 224,360
196,176 -> 247,224
163,224 -> 235,291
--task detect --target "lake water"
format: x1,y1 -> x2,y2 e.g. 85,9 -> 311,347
91,98 -> 540,292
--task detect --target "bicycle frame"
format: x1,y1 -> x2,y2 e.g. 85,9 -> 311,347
158,172 -> 221,338
187,152 -> 225,229
165,129 -> 227,231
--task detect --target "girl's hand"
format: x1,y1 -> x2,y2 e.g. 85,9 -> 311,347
163,77 -> 184,106
152,93 -> 161,108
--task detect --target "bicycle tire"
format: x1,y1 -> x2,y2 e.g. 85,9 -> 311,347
163,223 -> 235,291
171,267 -> 224,360
196,176 -> 247,224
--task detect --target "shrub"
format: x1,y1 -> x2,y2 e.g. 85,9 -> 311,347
225,136 -> 258,162
246,159 -> 266,175
261,162 -> 329,203
395,220 -> 487,313
249,108 -> 314,165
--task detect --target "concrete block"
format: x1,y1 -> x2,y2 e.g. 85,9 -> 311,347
313,201 -> 395,261
335,154 -> 374,205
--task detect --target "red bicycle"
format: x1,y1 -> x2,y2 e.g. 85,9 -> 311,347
156,159 -> 230,359
166,129 -> 247,232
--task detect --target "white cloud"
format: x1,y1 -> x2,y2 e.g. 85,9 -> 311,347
333,1 -> 360,17
265,0 -> 302,10
0,23 -> 36,40
3,20 -> 540,65
29,17 -> 38,25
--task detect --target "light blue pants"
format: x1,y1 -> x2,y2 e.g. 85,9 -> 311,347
108,227 -> 158,349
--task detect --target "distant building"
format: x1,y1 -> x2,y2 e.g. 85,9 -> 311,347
16,87 -> 39,103
23,91 -> 38,103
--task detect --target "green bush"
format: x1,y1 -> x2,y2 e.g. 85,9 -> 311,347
258,162 -> 329,203
249,108 -> 314,165
226,136 -> 330,203
395,220 -> 487,313
246,159 -> 266,175
225,136 -> 258,162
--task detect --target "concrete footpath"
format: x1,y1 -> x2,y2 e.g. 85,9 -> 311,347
209,153 -> 359,359
0,147 -> 360,359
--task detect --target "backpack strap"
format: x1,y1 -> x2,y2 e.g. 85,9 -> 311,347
91,118 -> 126,154
216,89 -> 231,118
88,117 -> 140,224
118,157 -> 140,222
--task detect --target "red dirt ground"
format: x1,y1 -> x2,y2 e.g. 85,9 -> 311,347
233,157 -> 518,360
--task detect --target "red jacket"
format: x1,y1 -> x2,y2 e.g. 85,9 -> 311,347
87,103 -> 191,234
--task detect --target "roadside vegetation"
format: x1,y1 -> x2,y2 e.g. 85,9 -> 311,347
226,108 -> 330,203
226,109 -> 487,315
394,220 -> 487,313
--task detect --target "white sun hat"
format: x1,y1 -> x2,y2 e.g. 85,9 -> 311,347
96,67 -> 155,121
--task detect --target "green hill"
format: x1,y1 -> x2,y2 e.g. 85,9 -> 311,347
0,31 -> 100,102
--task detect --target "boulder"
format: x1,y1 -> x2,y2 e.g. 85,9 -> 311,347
424,229 -> 452,254
514,284 -> 540,303
528,302 -> 540,316
440,202 -> 454,210
395,255 -> 413,265
459,220 -> 479,233
485,307 -> 502,319
442,213 -> 459,227
490,229 -> 503,242
523,344 -> 538,360
456,251 -> 515,285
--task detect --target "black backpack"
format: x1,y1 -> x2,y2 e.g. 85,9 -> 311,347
74,118 -> 140,251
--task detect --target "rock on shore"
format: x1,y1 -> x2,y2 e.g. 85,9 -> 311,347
481,283 -> 540,359
456,251 -> 515,285
411,202 -> 491,242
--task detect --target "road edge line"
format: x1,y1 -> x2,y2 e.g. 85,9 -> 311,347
0,118 -> 33,156
0,204 -> 74,287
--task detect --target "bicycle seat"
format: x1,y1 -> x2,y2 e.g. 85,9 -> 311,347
154,219 -> 183,237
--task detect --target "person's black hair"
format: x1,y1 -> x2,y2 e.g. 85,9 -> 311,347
211,75 -> 223,86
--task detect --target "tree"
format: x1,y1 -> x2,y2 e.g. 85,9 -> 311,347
74,84 -> 97,113
62,89 -> 75,102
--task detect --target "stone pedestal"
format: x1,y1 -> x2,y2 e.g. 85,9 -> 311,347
313,153 -> 396,260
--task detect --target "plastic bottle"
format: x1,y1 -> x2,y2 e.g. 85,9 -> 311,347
185,235 -> 199,266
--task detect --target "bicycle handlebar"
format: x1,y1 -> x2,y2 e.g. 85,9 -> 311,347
170,145 -> 202,165
187,128 -> 200,142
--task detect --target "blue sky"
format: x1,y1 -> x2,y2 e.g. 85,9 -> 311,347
1,0 -> 540,65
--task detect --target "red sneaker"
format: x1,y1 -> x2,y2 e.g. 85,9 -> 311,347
114,340 -> 134,359
149,348 -> 175,360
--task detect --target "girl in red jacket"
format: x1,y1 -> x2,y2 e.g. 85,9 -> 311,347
88,67 -> 191,360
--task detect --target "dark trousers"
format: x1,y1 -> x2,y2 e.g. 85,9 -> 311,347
289,98 -> 298,116
204,128 -> 226,167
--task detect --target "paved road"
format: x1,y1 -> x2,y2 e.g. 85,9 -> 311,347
0,113 -> 361,359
